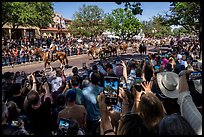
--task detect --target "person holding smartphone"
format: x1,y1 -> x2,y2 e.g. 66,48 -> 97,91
23,80 -> 53,135
81,72 -> 103,135
103,76 -> 119,105
58,90 -> 87,133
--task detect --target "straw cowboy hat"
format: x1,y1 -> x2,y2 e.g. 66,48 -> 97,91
157,72 -> 179,98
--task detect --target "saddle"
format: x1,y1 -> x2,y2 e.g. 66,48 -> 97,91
49,50 -> 57,61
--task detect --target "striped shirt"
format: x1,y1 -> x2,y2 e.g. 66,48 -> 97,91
177,91 -> 202,135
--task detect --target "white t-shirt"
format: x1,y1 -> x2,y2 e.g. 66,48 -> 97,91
51,77 -> 62,92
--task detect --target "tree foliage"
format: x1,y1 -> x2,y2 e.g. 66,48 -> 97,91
68,4 -> 106,37
152,15 -> 172,37
172,27 -> 190,36
165,2 -> 200,35
141,15 -> 172,38
2,2 -> 54,28
105,8 -> 142,38
141,21 -> 153,37
116,2 -> 143,15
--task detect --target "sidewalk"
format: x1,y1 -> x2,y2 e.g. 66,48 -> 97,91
2,61 -> 44,69
2,54 -> 87,69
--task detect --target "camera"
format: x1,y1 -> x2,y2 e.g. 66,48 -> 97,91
103,76 -> 119,105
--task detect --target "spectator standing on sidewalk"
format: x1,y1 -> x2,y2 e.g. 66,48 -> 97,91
20,47 -> 25,64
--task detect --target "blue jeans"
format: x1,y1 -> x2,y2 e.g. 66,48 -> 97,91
6,58 -> 9,65
20,57 -> 25,63
24,56 -> 29,62
2,58 -> 7,66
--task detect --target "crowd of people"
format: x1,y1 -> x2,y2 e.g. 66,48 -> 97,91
2,36 -> 202,135
2,36 -> 90,67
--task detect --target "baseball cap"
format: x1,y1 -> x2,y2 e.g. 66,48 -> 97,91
66,89 -> 76,102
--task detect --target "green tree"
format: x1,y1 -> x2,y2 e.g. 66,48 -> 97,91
141,15 -> 172,38
105,8 -> 142,38
152,15 -> 172,37
68,4 -> 105,37
165,2 -> 200,35
172,27 -> 190,36
116,2 -> 143,15
2,2 -> 54,38
2,2 -> 13,27
141,21 -> 154,37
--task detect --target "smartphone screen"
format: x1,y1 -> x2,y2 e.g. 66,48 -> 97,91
134,77 -> 143,92
154,65 -> 160,73
59,118 -> 70,131
189,71 -> 202,80
103,77 -> 119,105
135,77 -> 143,85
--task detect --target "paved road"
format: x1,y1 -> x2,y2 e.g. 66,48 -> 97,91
2,47 -> 154,76
2,54 -> 94,75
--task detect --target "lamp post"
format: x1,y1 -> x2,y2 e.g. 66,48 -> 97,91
59,15 -> 62,39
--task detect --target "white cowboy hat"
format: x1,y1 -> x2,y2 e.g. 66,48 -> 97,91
157,72 -> 179,98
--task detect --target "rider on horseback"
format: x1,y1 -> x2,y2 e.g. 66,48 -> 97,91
49,42 -> 58,61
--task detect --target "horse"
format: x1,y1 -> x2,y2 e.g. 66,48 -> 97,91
119,42 -> 128,54
87,45 -> 102,59
132,42 -> 139,53
139,42 -> 147,55
32,47 -> 69,71
110,44 -> 118,57
101,44 -> 110,58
